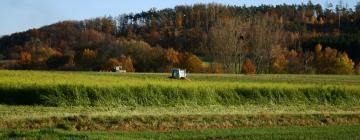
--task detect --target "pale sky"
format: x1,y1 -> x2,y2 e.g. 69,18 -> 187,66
0,0 -> 358,37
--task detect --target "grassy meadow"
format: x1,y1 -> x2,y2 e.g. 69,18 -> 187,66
0,70 -> 360,139
1,70 -> 360,106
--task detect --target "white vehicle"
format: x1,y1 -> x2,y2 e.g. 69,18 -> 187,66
171,68 -> 186,79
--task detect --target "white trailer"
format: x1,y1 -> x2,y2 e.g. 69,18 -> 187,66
171,68 -> 186,79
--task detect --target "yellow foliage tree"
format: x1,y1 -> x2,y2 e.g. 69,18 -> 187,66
313,44 -> 355,74
271,54 -> 288,74
82,49 -> 96,59
334,53 -> 354,74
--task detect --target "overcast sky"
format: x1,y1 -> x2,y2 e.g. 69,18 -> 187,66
0,0 -> 358,36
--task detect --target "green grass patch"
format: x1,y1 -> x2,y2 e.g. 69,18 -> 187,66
1,70 -> 360,107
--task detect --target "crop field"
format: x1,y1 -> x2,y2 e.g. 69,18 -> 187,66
0,70 -> 360,139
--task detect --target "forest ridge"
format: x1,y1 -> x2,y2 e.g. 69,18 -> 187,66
0,2 -> 359,74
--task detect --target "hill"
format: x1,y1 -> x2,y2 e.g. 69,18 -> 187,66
0,3 -> 360,74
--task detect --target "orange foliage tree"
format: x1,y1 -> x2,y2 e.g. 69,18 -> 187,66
164,48 -> 180,71
241,58 -> 256,74
119,55 -> 135,72
181,53 -> 203,73
103,58 -> 120,71
20,52 -> 32,63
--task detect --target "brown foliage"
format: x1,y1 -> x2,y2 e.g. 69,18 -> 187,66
80,29 -> 105,45
241,58 -> 256,74
314,43 -> 322,54
103,58 -> 120,71
82,49 -> 96,59
181,53 -> 203,73
313,44 -> 354,74
20,52 -> 32,63
164,48 -> 180,66
271,54 -> 288,74
119,55 -> 135,72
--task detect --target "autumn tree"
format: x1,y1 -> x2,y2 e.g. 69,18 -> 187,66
164,48 -> 180,71
119,55 -> 135,72
241,58 -> 256,74
82,49 -> 97,59
79,49 -> 97,70
101,17 -> 115,34
21,38 -> 57,63
313,44 -> 355,74
20,52 -> 31,63
334,52 -> 354,74
180,53 -> 203,73
33,46 -> 57,62
249,16 -> 288,74
271,54 -> 288,74
102,58 -> 120,71
285,50 -> 303,74
271,45 -> 288,74
79,29 -> 105,46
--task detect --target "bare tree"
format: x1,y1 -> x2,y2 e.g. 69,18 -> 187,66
248,15 -> 287,73
207,18 -> 249,73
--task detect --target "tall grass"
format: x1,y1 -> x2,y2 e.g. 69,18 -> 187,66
0,70 -> 360,107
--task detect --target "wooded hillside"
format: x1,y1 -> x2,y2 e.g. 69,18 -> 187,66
0,2 -> 359,74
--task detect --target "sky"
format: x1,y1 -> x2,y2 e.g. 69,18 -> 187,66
0,0 -> 358,37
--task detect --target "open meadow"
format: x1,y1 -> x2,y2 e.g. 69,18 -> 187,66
0,70 -> 360,139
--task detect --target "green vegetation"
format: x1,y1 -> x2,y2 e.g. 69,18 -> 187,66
1,70 -> 360,107
1,105 -> 359,131
1,125 -> 360,140
1,70 -> 360,139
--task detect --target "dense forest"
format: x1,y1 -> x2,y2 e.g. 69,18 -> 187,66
0,1 -> 360,74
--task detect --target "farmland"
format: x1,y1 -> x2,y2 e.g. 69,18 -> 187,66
0,70 -> 360,139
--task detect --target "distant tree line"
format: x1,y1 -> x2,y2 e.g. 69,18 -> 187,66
0,2 -> 360,74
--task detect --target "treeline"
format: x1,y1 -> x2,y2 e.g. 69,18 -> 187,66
0,2 -> 360,74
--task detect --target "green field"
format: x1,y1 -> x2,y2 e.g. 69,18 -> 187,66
0,70 -> 360,139
1,70 -> 360,106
